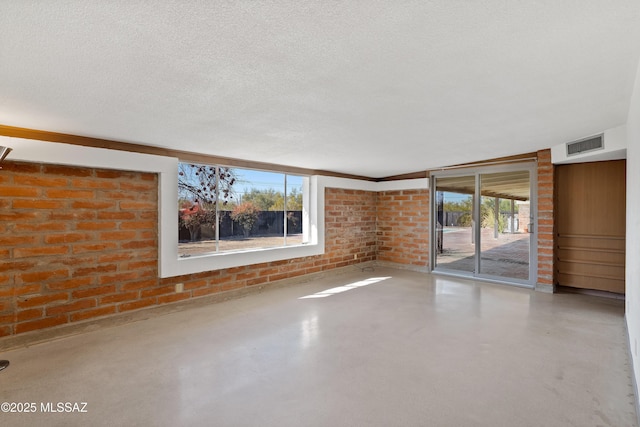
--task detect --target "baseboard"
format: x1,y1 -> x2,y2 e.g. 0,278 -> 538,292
557,285 -> 625,300
0,261 -> 376,351
535,282 -> 556,293
374,260 -> 429,273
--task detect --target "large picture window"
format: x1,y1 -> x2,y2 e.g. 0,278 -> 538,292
178,162 -> 306,258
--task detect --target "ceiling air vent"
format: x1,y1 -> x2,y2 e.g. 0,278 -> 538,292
566,135 -> 604,156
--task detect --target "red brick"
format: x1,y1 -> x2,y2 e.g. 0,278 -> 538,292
121,240 -> 155,249
139,231 -> 157,240
3,162 -> 41,173
74,264 -> 117,276
71,200 -> 116,210
70,178 -> 119,189
17,293 -> 68,309
119,201 -> 157,210
13,175 -> 68,187
70,306 -> 117,322
141,286 -> 174,298
46,277 -> 93,290
44,233 -> 92,244
101,191 -> 147,201
126,260 -> 157,271
14,222 -> 67,232
120,181 -> 157,192
0,235 -> 38,246
57,255 -> 96,267
99,231 -> 137,241
192,287 -> 221,298
49,211 -> 96,221
118,298 -> 156,312
121,279 -> 157,291
98,272 -> 139,285
13,199 -> 68,209
19,269 -> 68,283
184,280 -> 207,290
16,308 -> 43,322
0,326 -> 12,337
72,285 -> 116,299
15,315 -> 68,334
100,291 -> 139,304
76,221 -> 117,231
46,299 -> 96,316
43,165 -> 92,177
72,242 -> 119,253
95,170 -> 135,179
46,189 -> 95,199
0,186 -> 40,197
0,284 -> 41,297
139,211 -> 158,220
99,252 -> 135,263
97,211 -> 136,220
14,245 -> 69,258
157,293 -> 190,304
120,221 -> 155,230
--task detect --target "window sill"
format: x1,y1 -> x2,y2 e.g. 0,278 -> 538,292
172,242 -> 324,276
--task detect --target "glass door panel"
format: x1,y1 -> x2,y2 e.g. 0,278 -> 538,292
434,175 -> 476,274
478,171 -> 531,281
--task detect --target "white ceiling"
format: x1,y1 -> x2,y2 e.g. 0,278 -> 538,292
1,1 -> 640,178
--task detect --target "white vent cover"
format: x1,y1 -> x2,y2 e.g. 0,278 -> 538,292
566,135 -> 604,156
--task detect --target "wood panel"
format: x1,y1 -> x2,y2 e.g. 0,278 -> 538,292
556,160 -> 626,293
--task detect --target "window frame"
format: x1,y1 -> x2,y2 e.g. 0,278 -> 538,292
163,162 -> 323,278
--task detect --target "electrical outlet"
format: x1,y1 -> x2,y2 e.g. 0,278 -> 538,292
354,253 -> 357,259
175,283 -> 184,293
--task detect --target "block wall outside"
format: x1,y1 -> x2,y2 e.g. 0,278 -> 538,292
377,189 -> 430,270
0,162 -> 377,338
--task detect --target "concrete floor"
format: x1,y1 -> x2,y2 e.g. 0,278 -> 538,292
0,267 -> 636,426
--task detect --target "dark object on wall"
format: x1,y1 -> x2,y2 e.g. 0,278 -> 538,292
0,146 -> 12,168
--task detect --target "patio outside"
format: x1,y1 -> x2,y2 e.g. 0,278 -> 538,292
436,227 -> 530,280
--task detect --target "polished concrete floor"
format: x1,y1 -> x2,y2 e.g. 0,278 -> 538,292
0,267 -> 636,426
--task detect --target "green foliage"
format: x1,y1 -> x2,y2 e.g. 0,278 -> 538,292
439,195 -> 515,232
241,187 -> 303,211
481,200 -> 507,232
242,188 -> 280,211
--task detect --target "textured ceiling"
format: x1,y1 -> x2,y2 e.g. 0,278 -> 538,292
1,1 -> 640,178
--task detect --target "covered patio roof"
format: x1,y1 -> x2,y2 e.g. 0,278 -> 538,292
435,171 -> 531,201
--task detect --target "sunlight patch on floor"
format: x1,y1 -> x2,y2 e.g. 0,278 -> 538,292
298,277 -> 392,299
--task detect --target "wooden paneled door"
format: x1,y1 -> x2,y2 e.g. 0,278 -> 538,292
556,160 -> 626,293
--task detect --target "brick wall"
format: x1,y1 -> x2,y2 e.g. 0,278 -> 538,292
536,149 -> 555,289
0,155 -> 556,339
324,188 -> 378,266
0,164 -> 377,338
377,189 -> 430,270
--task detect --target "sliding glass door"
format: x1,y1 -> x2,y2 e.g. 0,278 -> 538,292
434,175 -> 476,274
432,164 -> 535,286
